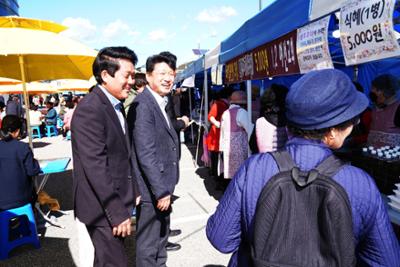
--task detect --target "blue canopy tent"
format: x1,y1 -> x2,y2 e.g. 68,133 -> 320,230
181,0 -> 400,124
219,0 -> 310,64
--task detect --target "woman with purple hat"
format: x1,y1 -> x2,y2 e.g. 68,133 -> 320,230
206,69 -> 400,266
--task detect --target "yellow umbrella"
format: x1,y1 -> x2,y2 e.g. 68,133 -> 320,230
0,77 -> 21,85
0,16 -> 67,33
0,82 -> 56,95
0,17 -> 97,148
52,79 -> 94,93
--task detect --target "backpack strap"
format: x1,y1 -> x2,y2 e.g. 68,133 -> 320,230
314,155 -> 344,178
271,150 -> 344,187
270,150 -> 296,172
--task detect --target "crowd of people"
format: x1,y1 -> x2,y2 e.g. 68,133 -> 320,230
0,45 -> 399,267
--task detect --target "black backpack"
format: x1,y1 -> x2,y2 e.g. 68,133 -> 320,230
251,150 -> 356,267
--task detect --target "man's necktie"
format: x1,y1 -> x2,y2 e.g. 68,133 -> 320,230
115,102 -> 124,116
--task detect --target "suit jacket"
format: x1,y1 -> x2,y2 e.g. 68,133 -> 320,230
0,139 -> 41,210
129,88 -> 179,203
71,86 -> 137,227
165,93 -> 185,159
165,93 -> 185,133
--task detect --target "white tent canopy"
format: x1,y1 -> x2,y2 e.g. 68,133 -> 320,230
204,44 -> 221,70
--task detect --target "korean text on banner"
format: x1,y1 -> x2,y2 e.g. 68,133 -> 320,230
297,16 -> 333,74
340,0 -> 400,66
267,31 -> 300,77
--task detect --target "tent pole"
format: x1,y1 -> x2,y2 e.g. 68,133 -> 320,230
204,68 -> 209,127
353,65 -> 359,81
188,86 -> 194,144
18,55 -> 33,150
246,80 -> 252,157
246,80 -> 252,123
194,86 -> 205,168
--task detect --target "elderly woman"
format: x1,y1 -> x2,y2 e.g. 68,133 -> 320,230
219,90 -> 253,181
206,69 -> 400,266
368,74 -> 400,147
0,115 -> 41,210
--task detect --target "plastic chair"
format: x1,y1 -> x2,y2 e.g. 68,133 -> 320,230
56,117 -> 64,128
45,125 -> 58,137
31,126 -> 42,139
0,203 -> 40,260
66,130 -> 71,140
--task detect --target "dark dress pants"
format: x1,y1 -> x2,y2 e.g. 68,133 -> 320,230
210,151 -> 219,177
86,225 -> 128,267
136,201 -> 170,267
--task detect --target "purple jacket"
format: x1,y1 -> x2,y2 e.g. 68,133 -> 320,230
206,137 -> 400,267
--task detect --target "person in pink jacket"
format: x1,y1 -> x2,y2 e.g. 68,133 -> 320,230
255,84 -> 288,153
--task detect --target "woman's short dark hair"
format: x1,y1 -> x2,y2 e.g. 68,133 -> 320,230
65,101 -> 75,109
371,74 -> 399,98
93,46 -> 138,85
260,84 -> 288,126
30,104 -> 38,111
287,115 -> 360,140
0,115 -> 22,141
134,73 -> 147,89
218,85 -> 234,99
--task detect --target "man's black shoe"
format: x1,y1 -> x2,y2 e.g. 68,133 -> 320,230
166,242 -> 181,251
169,229 -> 182,237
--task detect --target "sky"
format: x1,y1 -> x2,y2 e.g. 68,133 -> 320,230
18,0 -> 275,68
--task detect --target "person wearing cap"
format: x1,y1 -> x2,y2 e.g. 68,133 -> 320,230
206,69 -> 400,267
368,74 -> 400,147
219,90 -> 253,185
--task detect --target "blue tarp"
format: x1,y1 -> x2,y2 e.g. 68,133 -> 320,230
181,0 -> 400,95
193,57 -> 204,75
219,0 -> 310,64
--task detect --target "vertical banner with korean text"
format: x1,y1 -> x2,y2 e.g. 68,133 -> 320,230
297,16 -> 333,73
340,0 -> 400,65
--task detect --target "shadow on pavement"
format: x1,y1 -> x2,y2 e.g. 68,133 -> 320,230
1,234 -> 137,266
195,168 -> 224,201
1,237 -> 75,266
184,130 -> 224,201
32,142 -> 51,149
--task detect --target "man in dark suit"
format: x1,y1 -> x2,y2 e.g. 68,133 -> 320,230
129,54 -> 179,267
71,46 -> 139,267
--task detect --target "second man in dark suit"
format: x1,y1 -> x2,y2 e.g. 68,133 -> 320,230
129,54 -> 179,267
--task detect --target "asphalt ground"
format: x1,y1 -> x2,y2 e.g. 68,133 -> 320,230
1,135 -> 231,267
